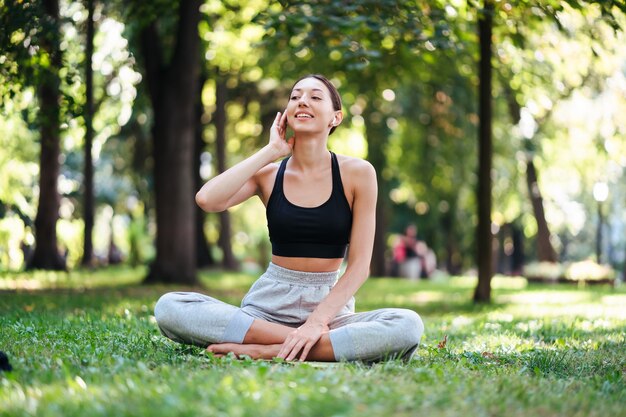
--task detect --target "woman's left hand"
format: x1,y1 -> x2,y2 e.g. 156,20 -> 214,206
277,321 -> 329,362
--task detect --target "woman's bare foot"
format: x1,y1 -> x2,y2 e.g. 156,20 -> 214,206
207,343 -> 282,360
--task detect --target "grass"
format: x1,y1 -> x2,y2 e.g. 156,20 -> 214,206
1,267 -> 625,417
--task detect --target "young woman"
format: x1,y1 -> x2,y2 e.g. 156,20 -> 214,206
154,74 -> 424,362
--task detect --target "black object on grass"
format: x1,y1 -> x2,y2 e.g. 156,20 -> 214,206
0,351 -> 12,372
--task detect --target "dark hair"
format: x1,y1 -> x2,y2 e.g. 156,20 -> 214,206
292,74 -> 342,135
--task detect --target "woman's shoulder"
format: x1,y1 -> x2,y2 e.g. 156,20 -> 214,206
256,159 -> 282,177
253,159 -> 283,190
255,159 -> 285,203
335,154 -> 376,178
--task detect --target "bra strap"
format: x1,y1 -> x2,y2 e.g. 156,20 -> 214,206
272,156 -> 289,196
330,152 -> 346,195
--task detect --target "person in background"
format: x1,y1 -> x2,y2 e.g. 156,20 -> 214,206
397,225 -> 422,280
394,224 -> 436,280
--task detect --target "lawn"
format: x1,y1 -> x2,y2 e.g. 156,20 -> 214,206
1,267 -> 625,417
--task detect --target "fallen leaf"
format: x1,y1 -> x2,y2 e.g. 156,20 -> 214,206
437,334 -> 448,349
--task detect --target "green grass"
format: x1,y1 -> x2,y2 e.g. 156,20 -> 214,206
1,268 -> 625,417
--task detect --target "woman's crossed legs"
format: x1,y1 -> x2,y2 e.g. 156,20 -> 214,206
154,291 -> 424,362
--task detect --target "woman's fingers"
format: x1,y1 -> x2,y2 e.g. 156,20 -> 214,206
298,343 -> 314,362
278,334 -> 308,361
271,112 -> 282,132
270,111 -> 289,145
277,322 -> 325,361
277,336 -> 295,358
283,338 -> 301,356
285,340 -> 307,362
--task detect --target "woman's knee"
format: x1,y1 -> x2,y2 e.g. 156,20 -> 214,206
153,292 -> 179,330
394,309 -> 424,348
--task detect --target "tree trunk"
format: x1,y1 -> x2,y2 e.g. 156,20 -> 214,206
525,158 -> 558,263
511,221 -> 524,275
195,74 -> 215,268
27,0 -> 66,271
442,210 -> 461,275
595,203 -> 603,264
215,78 -> 239,270
501,62 -> 558,266
623,236 -> 626,283
81,0 -> 95,267
473,0 -> 494,303
108,217 -> 122,264
143,0 -> 201,284
363,109 -> 389,277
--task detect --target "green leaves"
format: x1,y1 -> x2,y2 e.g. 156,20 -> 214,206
256,0 -> 452,74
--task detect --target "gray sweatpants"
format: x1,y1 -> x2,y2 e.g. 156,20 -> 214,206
154,262 -> 424,362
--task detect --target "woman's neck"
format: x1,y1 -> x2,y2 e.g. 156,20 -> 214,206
290,134 -> 330,171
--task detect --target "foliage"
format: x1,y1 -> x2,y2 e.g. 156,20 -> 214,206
0,0 -> 54,95
0,0 -> 143,269
0,92 -> 39,221
0,269 -> 625,416
1,0 -> 626,279
493,3 -> 626,232
256,0 -> 454,72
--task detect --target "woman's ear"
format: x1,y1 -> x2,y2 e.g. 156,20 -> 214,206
332,111 -> 343,126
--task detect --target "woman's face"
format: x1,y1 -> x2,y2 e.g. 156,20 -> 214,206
286,77 -> 342,135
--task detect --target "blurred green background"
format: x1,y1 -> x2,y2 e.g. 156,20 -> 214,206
1,1 -> 625,297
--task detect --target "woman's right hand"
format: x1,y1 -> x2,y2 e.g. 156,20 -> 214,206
268,110 -> 294,158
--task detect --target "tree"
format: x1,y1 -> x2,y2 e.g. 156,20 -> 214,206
493,1 -> 626,267
2,0 -> 143,269
214,77 -> 238,270
81,0 -> 96,267
473,0 -> 494,303
389,40 -> 479,277
194,73 -> 216,268
134,0 -> 202,284
472,0 -> 626,301
0,0 -> 68,270
197,0 -> 275,269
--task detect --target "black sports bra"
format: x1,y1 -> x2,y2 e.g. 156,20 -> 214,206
266,152 -> 352,258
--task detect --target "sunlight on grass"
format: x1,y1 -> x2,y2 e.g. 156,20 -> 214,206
502,302 -> 626,320
439,275 -> 528,290
408,291 -> 449,303
380,291 -> 459,305
497,291 -> 593,305
601,294 -> 626,305
0,266 -> 146,290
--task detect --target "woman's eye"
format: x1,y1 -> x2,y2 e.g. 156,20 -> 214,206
290,96 -> 299,100
313,96 -> 322,100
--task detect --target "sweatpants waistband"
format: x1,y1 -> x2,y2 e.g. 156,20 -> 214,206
265,262 -> 339,286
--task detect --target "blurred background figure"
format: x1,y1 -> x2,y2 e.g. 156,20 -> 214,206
392,225 -> 436,280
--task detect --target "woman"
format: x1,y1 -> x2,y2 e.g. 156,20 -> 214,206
154,74 -> 424,362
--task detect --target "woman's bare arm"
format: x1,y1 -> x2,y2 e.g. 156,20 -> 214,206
196,111 -> 293,212
308,159 -> 377,322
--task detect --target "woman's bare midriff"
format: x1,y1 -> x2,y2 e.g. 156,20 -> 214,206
271,255 -> 344,273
